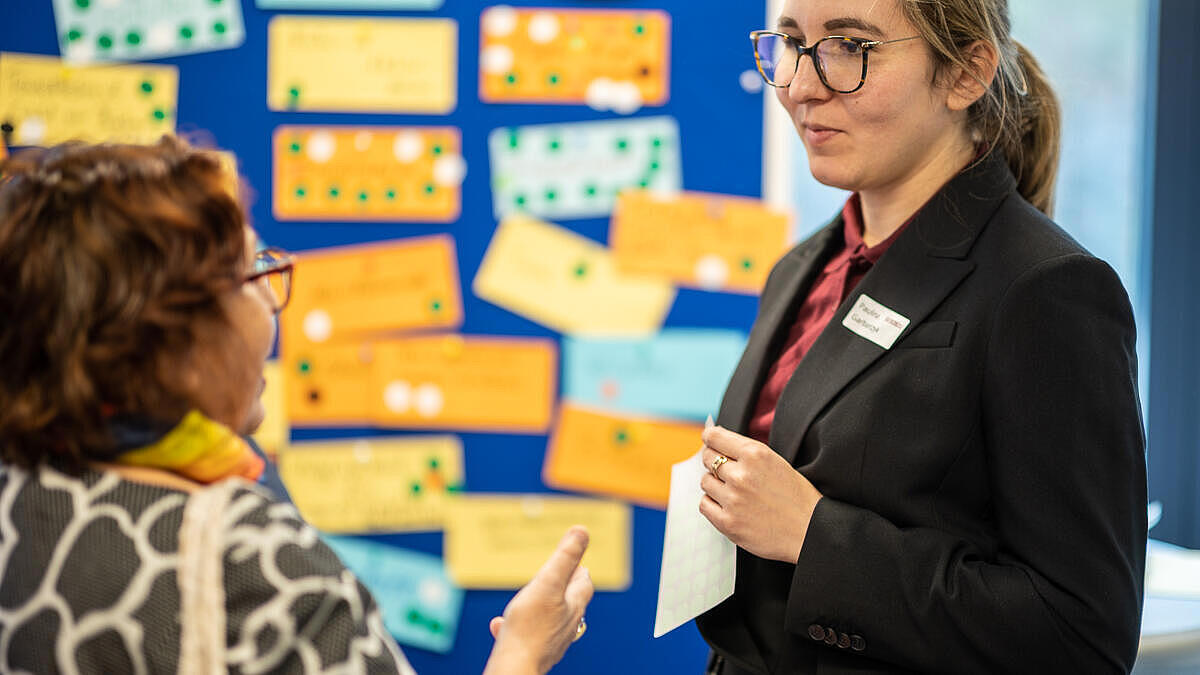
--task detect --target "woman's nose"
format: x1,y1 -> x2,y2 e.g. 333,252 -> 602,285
785,54 -> 832,104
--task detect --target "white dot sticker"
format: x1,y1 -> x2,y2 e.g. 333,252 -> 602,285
302,309 -> 333,343
383,381 -> 412,413
695,255 -> 730,290
739,69 -> 765,94
528,13 -> 560,43
418,578 -> 450,607
146,22 -> 173,51
482,6 -> 518,37
18,117 -> 47,145
62,42 -> 96,64
306,131 -> 336,164
610,81 -> 643,115
585,77 -> 615,112
432,155 -> 467,187
393,131 -> 424,163
480,44 -> 514,74
414,383 -> 444,418
353,131 -> 373,152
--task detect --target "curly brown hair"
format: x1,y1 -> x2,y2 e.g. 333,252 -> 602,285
0,136 -> 248,469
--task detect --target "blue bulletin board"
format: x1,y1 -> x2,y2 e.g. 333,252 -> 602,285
0,1 -> 770,672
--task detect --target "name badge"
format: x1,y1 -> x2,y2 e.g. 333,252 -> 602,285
842,294 -> 910,349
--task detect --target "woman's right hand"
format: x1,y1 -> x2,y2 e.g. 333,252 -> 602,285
482,526 -> 594,675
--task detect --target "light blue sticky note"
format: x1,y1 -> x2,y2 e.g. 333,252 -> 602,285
489,116 -> 682,221
323,536 -> 464,654
256,0 -> 444,8
563,329 -> 747,421
53,0 -> 246,63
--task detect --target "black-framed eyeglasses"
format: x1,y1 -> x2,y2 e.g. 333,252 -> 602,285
750,30 -> 921,94
245,247 -> 294,315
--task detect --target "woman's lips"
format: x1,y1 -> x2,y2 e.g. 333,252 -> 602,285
802,123 -> 842,147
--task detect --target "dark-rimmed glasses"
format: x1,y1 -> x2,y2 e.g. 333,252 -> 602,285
245,247 -> 294,315
750,31 -> 921,94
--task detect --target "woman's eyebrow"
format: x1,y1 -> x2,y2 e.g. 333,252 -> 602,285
823,17 -> 885,36
777,16 -> 800,30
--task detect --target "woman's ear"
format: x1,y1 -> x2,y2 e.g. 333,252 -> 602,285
945,40 -> 1000,111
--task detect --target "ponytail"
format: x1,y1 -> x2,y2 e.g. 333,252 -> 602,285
902,0 -> 1062,216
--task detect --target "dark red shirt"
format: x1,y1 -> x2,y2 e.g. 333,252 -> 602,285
747,194 -> 911,444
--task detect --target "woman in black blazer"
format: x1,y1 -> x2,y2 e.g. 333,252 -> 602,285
694,1 -> 1146,673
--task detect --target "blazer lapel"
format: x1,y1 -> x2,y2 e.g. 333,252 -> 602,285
769,153 -> 1017,465
717,221 -> 841,433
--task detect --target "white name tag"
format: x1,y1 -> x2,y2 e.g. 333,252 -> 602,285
842,294 -> 910,349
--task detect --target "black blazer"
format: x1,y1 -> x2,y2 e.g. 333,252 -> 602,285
696,153 -> 1147,674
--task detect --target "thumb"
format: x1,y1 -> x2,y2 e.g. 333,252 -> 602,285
489,616 -> 504,640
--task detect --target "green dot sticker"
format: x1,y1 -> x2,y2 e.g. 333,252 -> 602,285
507,130 -> 520,149
741,258 -> 755,271
545,188 -> 557,201
573,261 -> 588,278
430,298 -> 443,313
505,72 -> 518,85
328,186 -> 340,198
213,21 -> 227,35
584,184 -> 598,198
357,190 -> 369,202
298,359 -> 312,374
549,138 -> 561,151
429,458 -> 440,470
385,188 -> 397,200
75,0 -> 89,8
614,429 -> 629,445
515,194 -> 527,207
98,34 -> 113,49
634,23 -> 646,35
615,138 -> 629,152
295,186 -> 307,199
152,108 -> 167,122
288,141 -> 301,153
180,25 -> 194,40
431,144 -> 443,156
423,183 -> 436,195
66,29 -> 83,43
211,0 -> 223,4
638,178 -> 650,188
126,31 -> 141,46
288,86 -> 301,104
139,80 -> 154,95
411,482 -> 422,495
652,137 -> 663,148
548,73 -> 560,86
649,160 -> 660,171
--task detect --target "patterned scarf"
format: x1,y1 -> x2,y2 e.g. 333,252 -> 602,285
110,410 -> 264,484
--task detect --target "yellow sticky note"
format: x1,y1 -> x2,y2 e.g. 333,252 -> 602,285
251,360 -> 288,457
544,404 -> 703,509
473,214 -> 675,335
371,335 -> 557,433
274,126 -> 464,222
0,52 -> 177,145
282,340 -> 374,426
610,190 -> 792,294
268,16 -> 457,113
479,7 -> 670,109
280,235 -> 463,350
279,436 -> 464,533
444,494 -> 630,590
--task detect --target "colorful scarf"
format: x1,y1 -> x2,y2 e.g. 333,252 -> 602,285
112,410 -> 264,484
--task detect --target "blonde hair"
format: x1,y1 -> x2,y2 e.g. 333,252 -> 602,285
903,0 -> 1061,215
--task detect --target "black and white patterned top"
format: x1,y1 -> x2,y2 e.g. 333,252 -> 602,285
0,462 -> 416,674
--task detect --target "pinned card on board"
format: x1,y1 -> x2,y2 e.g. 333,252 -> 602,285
267,16 -> 456,113
488,116 -> 681,221
562,329 -> 746,421
654,417 -> 736,638
544,404 -> 705,509
473,214 -> 675,336
53,0 -> 245,63
0,53 -> 177,146
322,536 -> 463,653
478,6 -> 669,112
444,494 -> 631,590
610,190 -> 791,294
280,436 -> 464,533
370,334 -> 557,433
282,340 -> 375,426
280,235 -> 463,350
274,126 -> 465,222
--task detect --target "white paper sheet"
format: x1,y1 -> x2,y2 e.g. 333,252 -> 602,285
653,417 -> 736,637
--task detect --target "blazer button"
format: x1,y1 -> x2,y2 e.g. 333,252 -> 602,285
850,635 -> 866,652
823,628 -> 838,645
837,633 -> 851,649
808,624 -> 825,641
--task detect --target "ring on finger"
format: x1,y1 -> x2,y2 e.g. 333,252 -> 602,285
573,617 -> 587,642
710,454 -> 729,479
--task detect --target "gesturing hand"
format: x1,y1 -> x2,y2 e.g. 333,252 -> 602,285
483,526 -> 594,675
699,426 -> 823,564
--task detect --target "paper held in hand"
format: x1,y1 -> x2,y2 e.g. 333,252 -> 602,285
653,416 -> 736,637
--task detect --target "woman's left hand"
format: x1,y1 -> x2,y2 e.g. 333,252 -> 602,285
699,426 -> 823,564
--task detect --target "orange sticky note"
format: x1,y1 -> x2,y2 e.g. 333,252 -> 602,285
282,340 -> 375,426
371,334 -> 557,433
609,190 -> 792,294
274,126 -> 464,222
280,235 -> 463,350
543,404 -> 702,509
479,7 -> 669,111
